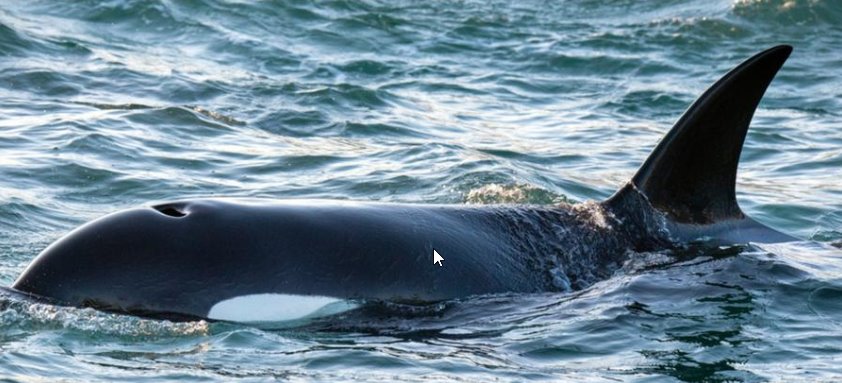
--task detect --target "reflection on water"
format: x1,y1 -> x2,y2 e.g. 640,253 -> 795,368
0,0 -> 841,381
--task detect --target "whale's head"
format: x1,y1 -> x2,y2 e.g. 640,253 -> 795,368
11,202 -> 217,319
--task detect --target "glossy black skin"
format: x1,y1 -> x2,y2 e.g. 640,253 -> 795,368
12,198 -> 655,320
10,45 -> 798,321
630,45 -> 793,225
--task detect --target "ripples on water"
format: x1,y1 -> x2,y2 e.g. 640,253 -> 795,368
1,0 -> 841,381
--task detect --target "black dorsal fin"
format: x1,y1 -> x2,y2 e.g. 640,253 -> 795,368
625,45 -> 792,224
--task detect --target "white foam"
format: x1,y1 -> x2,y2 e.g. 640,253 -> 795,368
207,293 -> 356,323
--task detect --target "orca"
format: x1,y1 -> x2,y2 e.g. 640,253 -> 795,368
9,45 -> 798,322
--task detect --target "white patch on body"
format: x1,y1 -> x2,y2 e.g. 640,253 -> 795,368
207,293 -> 356,323
573,200 -> 613,229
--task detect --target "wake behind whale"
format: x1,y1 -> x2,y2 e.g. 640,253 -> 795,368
9,45 -> 798,322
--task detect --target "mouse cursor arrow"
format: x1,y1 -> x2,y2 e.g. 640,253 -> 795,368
433,249 -> 444,266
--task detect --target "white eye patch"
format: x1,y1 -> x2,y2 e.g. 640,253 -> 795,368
208,293 -> 356,323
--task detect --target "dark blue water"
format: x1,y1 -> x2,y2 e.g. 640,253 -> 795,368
1,1 -> 841,381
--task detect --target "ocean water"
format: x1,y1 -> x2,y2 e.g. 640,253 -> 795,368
1,0 -> 841,381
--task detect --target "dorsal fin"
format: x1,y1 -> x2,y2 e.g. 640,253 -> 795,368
625,45 -> 792,224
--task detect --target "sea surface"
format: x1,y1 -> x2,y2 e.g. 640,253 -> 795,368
1,1 -> 841,381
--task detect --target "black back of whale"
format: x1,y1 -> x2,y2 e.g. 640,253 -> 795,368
11,45 -> 796,321
13,200 -> 661,319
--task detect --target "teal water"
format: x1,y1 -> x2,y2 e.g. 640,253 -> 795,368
1,0 -> 841,381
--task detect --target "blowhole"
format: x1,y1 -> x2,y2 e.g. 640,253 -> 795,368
153,204 -> 187,218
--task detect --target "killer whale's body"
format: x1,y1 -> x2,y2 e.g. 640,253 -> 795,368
10,45 -> 797,322
11,198 -> 662,320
